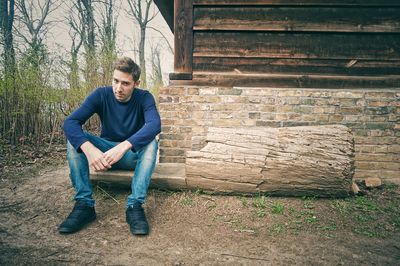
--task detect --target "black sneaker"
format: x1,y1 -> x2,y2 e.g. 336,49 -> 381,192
126,203 -> 149,235
58,201 -> 96,234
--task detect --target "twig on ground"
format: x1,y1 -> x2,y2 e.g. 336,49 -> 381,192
200,195 -> 215,201
0,200 -> 27,210
27,214 -> 39,220
221,253 -> 270,262
42,250 -> 61,258
53,258 -> 76,263
97,185 -> 120,204
234,229 -> 256,233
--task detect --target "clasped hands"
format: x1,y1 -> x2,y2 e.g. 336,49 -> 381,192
80,140 -> 132,172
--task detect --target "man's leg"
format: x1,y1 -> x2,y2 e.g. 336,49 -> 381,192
125,139 -> 158,235
127,139 -> 158,206
67,133 -> 117,205
59,133 -> 118,234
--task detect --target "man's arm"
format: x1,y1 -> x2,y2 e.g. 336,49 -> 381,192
126,92 -> 161,151
63,89 -> 101,151
63,88 -> 111,171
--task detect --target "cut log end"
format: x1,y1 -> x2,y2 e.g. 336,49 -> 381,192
186,125 -> 355,197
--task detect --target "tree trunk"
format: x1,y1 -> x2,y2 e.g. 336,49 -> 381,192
0,0 -> 16,77
69,50 -> 80,89
99,0 -> 117,85
186,125 -> 355,197
81,0 -> 97,87
0,0 -> 16,143
139,26 -> 147,86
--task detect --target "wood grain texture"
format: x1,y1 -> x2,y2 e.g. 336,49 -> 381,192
193,57 -> 400,76
194,7 -> 400,32
174,0 -> 193,74
194,32 -> 400,60
186,126 -> 355,197
193,0 -> 400,6
169,72 -> 400,88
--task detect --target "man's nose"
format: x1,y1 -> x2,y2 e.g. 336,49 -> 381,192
116,83 -> 122,91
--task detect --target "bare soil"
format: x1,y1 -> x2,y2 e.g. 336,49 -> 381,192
1,162 -> 399,265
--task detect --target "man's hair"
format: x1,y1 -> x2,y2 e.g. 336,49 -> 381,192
113,57 -> 141,81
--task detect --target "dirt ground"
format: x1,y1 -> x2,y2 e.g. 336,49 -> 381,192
1,162 -> 399,265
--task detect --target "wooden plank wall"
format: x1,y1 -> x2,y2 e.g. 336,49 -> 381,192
189,0 -> 400,87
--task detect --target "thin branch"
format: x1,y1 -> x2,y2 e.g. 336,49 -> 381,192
148,26 -> 173,54
96,185 -> 120,204
221,253 -> 270,262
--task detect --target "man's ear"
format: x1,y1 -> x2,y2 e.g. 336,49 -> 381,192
135,80 -> 141,87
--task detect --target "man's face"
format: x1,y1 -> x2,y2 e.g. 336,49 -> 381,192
112,69 -> 140,102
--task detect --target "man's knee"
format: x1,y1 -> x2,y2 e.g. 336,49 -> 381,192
140,139 -> 158,160
67,141 -> 82,160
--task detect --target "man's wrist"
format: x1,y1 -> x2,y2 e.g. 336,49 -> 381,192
80,141 -> 93,153
121,140 -> 133,151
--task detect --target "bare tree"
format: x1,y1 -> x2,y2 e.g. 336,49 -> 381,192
150,43 -> 163,88
78,0 -> 97,87
148,25 -> 173,55
0,0 -> 16,142
0,0 -> 16,78
14,0 -> 59,68
12,0 -> 59,143
147,43 -> 163,104
66,3 -> 85,90
68,21 -> 84,90
127,0 -> 158,87
98,0 -> 117,85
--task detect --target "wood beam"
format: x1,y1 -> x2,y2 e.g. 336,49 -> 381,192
173,0 -> 193,79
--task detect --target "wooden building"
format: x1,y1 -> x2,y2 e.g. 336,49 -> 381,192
156,0 -> 400,87
154,0 -> 400,188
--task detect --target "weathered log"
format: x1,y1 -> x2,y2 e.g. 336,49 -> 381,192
186,125 -> 355,197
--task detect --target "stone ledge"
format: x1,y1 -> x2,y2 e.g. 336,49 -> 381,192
90,163 -> 187,190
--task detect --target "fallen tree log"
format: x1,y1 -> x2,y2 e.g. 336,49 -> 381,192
186,125 -> 354,197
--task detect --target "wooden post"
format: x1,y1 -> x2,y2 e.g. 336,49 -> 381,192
171,0 -> 193,80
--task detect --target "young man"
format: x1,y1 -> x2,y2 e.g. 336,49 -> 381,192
59,57 -> 161,235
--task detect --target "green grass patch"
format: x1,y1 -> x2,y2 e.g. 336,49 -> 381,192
252,195 -> 267,209
181,195 -> 194,206
271,202 -> 285,215
269,223 -> 286,235
239,196 -> 249,208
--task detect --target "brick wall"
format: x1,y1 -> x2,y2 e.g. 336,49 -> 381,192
159,86 -> 400,184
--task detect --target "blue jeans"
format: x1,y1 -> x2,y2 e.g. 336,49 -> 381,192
66,132 -> 158,208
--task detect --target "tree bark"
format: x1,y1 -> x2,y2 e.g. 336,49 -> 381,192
99,0 -> 117,85
127,0 -> 158,87
0,0 -> 15,78
186,125 -> 355,197
0,0 -> 16,143
139,26 -> 147,86
80,0 -> 97,86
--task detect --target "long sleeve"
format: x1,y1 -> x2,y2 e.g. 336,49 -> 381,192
63,89 -> 101,151
127,92 -> 161,151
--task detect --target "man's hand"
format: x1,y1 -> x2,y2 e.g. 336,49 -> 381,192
103,140 -> 132,166
80,141 -> 112,172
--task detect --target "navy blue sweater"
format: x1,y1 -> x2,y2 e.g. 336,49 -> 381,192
63,86 -> 161,152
